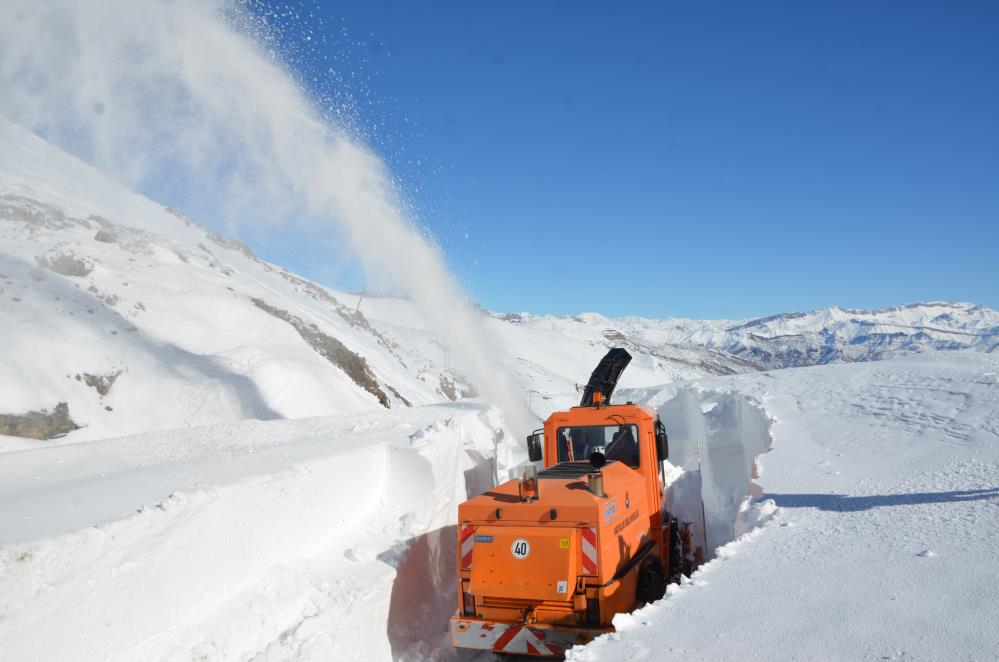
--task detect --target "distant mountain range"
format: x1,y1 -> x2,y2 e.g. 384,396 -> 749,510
500,299 -> 996,375
2,118 -> 995,443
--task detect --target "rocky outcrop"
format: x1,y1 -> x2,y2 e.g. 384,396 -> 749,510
0,402 -> 80,439
35,252 -> 94,277
252,298 -> 395,408
76,370 -> 123,396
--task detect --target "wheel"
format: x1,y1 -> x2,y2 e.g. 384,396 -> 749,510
668,517 -> 683,584
636,556 -> 666,605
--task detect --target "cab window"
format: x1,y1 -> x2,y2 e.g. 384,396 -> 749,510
556,424 -> 640,468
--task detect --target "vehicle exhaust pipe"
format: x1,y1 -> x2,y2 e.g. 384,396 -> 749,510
587,451 -> 608,497
587,471 -> 606,498
519,465 -> 539,502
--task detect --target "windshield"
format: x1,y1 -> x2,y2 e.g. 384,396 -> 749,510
556,424 -> 640,468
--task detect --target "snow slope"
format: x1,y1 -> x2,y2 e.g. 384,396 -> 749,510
0,117 -> 478,443
571,350 -> 999,661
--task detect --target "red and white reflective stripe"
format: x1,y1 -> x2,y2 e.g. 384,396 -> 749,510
580,526 -> 598,575
460,524 -> 476,570
492,625 -> 558,656
492,624 -> 521,652
451,618 -> 602,655
522,627 -> 558,656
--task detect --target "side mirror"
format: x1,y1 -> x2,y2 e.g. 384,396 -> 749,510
526,431 -> 543,462
655,421 -> 669,461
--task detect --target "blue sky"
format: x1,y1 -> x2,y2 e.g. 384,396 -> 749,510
251,1 -> 998,319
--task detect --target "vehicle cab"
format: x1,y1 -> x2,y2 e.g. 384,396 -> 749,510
539,401 -> 669,543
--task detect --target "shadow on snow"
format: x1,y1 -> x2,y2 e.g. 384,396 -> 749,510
766,487 -> 999,511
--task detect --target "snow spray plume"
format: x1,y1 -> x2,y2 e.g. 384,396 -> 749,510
0,0 -> 533,435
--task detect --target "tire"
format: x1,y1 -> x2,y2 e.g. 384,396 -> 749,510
636,556 -> 666,605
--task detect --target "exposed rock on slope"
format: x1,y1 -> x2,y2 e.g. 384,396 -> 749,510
75,370 -> 122,396
251,298 -> 398,408
0,402 -> 79,440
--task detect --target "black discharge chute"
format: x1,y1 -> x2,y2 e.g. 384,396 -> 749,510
579,348 -> 632,406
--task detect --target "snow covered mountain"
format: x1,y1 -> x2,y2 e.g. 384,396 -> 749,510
500,301 -> 998,374
1,118 -> 996,446
0,118 -> 478,443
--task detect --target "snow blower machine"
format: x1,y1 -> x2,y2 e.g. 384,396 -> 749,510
450,348 -> 702,657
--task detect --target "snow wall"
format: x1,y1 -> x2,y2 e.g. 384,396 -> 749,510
658,388 -> 775,557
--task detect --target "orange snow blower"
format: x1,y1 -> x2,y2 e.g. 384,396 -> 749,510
450,348 -> 701,657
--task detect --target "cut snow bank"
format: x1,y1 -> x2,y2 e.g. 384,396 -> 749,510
659,388 -> 776,558
0,404 -> 509,661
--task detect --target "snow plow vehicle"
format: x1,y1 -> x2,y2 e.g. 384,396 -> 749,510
450,348 -> 701,657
